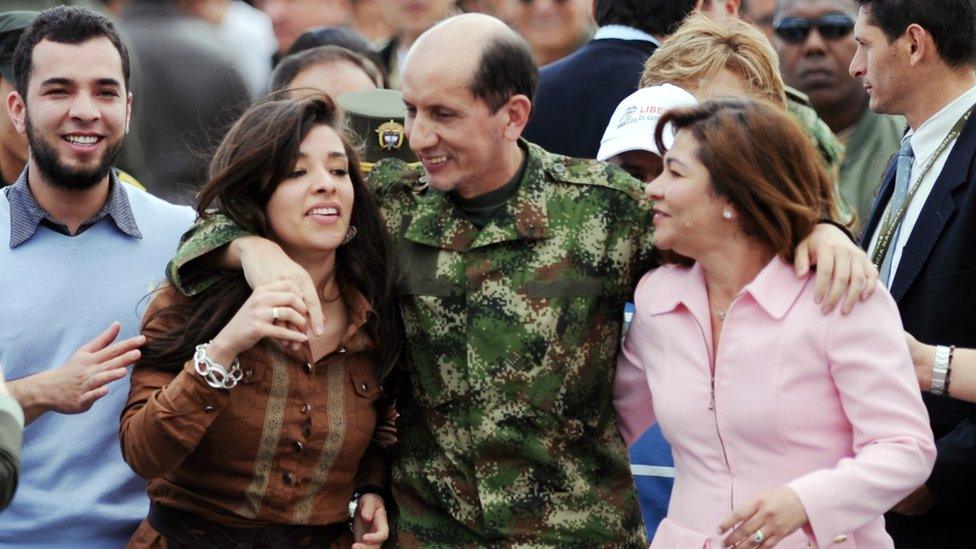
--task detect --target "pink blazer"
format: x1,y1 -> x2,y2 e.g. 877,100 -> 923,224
614,258 -> 935,548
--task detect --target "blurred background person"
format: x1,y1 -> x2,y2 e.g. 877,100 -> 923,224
286,25 -> 386,86
176,0 -> 277,97
774,0 -> 904,226
740,0 -> 776,39
596,84 -> 697,184
458,0 -> 505,19
271,45 -> 382,97
378,0 -> 456,89
120,0 -> 251,205
507,0 -> 593,67
258,0 -> 353,57
692,0 -> 847,201
0,366 -> 22,513
694,0 -> 740,22
0,12 -> 30,187
0,0 -> 121,12
642,13 -> 851,219
350,0 -> 394,45
615,99 -> 934,547
524,0 -> 695,159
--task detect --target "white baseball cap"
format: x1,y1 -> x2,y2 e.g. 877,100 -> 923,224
597,84 -> 698,161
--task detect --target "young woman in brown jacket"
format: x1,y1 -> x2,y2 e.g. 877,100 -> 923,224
120,94 -> 401,548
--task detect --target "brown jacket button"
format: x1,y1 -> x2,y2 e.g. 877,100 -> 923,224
283,472 -> 294,485
301,403 -> 311,414
304,362 -> 313,375
204,405 -> 214,413
293,441 -> 304,453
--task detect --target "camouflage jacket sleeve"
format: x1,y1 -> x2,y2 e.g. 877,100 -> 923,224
785,88 -> 853,223
165,213 -> 251,297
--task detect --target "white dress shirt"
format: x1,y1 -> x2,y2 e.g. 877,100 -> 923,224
868,84 -> 976,287
592,25 -> 660,46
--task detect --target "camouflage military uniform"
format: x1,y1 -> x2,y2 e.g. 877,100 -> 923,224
167,140 -> 652,546
786,86 -> 853,221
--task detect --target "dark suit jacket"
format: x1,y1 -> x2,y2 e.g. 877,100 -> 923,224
860,106 -> 976,547
523,38 -> 657,159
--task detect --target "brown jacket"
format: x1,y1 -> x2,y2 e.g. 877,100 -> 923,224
120,286 -> 396,537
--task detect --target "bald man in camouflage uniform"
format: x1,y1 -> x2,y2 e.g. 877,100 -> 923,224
167,13 -> 874,547
169,15 -> 649,545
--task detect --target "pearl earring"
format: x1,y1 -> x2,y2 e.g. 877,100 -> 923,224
722,209 -> 733,220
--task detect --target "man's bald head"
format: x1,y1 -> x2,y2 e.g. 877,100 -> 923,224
405,13 -> 537,112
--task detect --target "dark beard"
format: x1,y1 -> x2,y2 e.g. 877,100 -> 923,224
26,115 -> 123,191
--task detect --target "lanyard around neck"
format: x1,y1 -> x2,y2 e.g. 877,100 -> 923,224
870,104 -> 976,268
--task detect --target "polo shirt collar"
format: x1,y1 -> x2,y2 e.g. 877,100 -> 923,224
5,168 -> 142,248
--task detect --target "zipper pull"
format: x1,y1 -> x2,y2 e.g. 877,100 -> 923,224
708,384 -> 715,410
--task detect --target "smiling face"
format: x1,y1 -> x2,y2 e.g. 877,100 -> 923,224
401,45 -> 510,198
775,0 -> 863,115
266,124 -> 355,262
849,5 -> 910,116
9,37 -> 130,191
645,129 -> 730,260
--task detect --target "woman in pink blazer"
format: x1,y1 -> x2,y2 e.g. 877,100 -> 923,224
613,100 -> 935,548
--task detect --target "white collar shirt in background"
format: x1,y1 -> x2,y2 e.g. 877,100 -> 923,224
593,25 -> 660,46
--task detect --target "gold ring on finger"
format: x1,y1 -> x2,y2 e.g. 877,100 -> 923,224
272,306 -> 280,322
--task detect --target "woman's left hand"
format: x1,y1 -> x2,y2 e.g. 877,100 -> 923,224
718,487 -> 808,547
352,493 -> 388,548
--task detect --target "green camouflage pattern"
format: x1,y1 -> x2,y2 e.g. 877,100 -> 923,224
167,140 -> 652,546
786,86 -> 853,221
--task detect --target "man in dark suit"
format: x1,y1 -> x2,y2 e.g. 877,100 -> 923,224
852,0 -> 976,545
523,0 -> 696,158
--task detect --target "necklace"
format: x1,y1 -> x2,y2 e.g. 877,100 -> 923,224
715,309 -> 727,321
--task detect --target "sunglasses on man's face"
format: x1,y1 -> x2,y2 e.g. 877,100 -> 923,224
773,13 -> 855,43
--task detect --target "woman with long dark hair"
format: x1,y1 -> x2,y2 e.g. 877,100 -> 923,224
120,94 -> 400,548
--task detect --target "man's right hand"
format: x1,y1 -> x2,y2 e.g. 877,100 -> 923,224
9,322 -> 143,424
232,236 -> 325,342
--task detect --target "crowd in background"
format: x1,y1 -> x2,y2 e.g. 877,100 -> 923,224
1,0 -> 975,547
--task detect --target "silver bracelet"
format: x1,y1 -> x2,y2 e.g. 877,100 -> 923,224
932,345 -> 951,395
193,343 -> 243,390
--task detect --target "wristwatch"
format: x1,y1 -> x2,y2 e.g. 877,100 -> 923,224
931,345 -> 953,395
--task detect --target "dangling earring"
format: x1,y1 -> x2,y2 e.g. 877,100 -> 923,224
342,226 -> 357,245
722,209 -> 733,220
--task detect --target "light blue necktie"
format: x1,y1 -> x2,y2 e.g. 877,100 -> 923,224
879,135 -> 915,288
